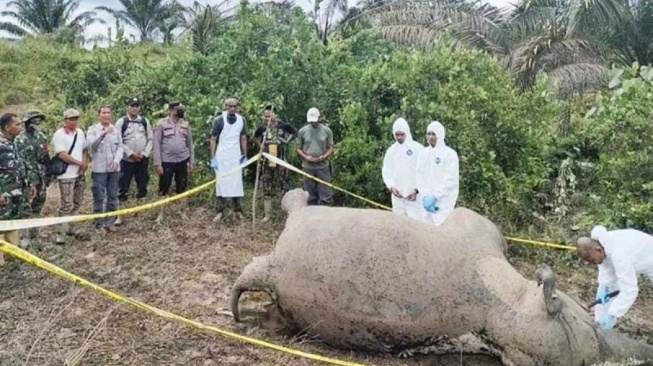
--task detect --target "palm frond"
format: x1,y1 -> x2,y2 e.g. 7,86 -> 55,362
546,62 -> 609,96
566,0 -> 631,37
351,0 -> 508,52
0,21 -> 29,36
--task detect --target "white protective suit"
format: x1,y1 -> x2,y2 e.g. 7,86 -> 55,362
381,118 -> 424,219
415,121 -> 460,225
591,225 -> 653,322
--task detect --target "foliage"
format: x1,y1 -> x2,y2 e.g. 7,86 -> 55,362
0,0 -> 103,37
3,2 -> 653,241
575,64 -> 653,231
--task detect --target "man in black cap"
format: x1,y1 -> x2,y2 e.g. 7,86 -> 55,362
114,97 -> 153,225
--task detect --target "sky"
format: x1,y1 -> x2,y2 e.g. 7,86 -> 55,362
0,0 -> 515,43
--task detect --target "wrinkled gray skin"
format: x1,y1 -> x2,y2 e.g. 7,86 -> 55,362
230,188 -> 653,366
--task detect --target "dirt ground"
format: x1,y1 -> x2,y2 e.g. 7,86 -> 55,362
2,169 -> 653,365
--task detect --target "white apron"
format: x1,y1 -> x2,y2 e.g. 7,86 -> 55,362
215,112 -> 244,197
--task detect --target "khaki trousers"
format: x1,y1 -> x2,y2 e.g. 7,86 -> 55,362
0,230 -> 19,266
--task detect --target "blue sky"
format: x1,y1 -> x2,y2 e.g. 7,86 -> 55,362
0,0 -> 515,42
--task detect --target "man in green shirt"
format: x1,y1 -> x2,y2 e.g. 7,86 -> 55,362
295,107 -> 334,205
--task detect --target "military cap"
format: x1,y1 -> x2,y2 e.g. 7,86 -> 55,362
22,109 -> 45,123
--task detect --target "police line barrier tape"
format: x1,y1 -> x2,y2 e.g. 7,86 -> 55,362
261,153 -> 578,252
0,239 -> 367,366
262,153 -> 393,211
0,153 -> 263,232
0,150 -> 577,248
504,237 -> 575,251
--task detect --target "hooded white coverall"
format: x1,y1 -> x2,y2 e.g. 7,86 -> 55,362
591,225 -> 653,323
415,121 -> 460,225
381,118 -> 424,220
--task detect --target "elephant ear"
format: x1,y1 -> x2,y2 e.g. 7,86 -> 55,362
534,264 -> 562,316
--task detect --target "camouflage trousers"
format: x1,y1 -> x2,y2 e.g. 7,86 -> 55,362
259,162 -> 290,198
28,178 -> 47,216
57,176 -> 86,234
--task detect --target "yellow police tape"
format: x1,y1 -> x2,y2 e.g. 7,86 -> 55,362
0,149 -> 576,252
262,153 -> 393,211
505,236 -> 576,251
0,239 -> 366,366
0,153 -> 262,232
262,153 -> 577,252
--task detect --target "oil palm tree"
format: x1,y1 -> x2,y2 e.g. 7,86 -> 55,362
95,0 -> 185,43
343,0 -> 615,95
0,0 -> 103,37
179,0 -> 236,55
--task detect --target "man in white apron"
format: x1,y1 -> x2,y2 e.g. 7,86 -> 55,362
209,97 -> 248,222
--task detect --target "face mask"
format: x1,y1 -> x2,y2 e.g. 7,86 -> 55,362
27,122 -> 40,133
176,107 -> 185,119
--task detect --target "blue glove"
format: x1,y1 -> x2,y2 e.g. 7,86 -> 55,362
240,155 -> 247,164
596,285 -> 610,305
422,196 -> 439,213
210,156 -> 219,172
600,313 -> 616,329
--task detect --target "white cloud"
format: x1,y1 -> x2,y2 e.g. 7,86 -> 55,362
1,0 -> 515,43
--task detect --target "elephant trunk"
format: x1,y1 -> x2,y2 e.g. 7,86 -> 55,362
229,255 -> 275,322
598,328 -> 653,362
230,285 -> 246,322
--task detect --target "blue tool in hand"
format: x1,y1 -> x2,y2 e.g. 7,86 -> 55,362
240,155 -> 247,164
589,289 -> 620,308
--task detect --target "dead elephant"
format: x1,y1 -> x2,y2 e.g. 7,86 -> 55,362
230,188 -> 653,365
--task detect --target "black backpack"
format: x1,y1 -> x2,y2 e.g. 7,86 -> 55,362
121,116 -> 147,136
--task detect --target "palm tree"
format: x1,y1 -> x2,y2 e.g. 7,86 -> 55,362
0,0 -> 103,37
179,0 -> 236,55
154,0 -> 186,45
95,0 -> 185,43
315,0 -> 349,45
342,0 -> 613,95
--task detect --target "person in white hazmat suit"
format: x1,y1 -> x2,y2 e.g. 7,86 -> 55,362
415,121 -> 459,225
577,225 -> 653,329
381,118 -> 424,220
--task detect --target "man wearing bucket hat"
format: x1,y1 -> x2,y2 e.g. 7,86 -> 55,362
15,109 -> 51,246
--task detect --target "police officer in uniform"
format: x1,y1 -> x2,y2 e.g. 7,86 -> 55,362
152,101 -> 196,222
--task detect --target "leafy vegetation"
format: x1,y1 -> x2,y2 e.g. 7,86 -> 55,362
0,0 -> 651,246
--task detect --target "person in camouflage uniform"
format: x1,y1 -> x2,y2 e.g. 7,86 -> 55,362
253,105 -> 297,222
15,109 -> 51,245
0,113 -> 34,266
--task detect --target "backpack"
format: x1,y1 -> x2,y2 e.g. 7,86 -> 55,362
121,116 -> 148,136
